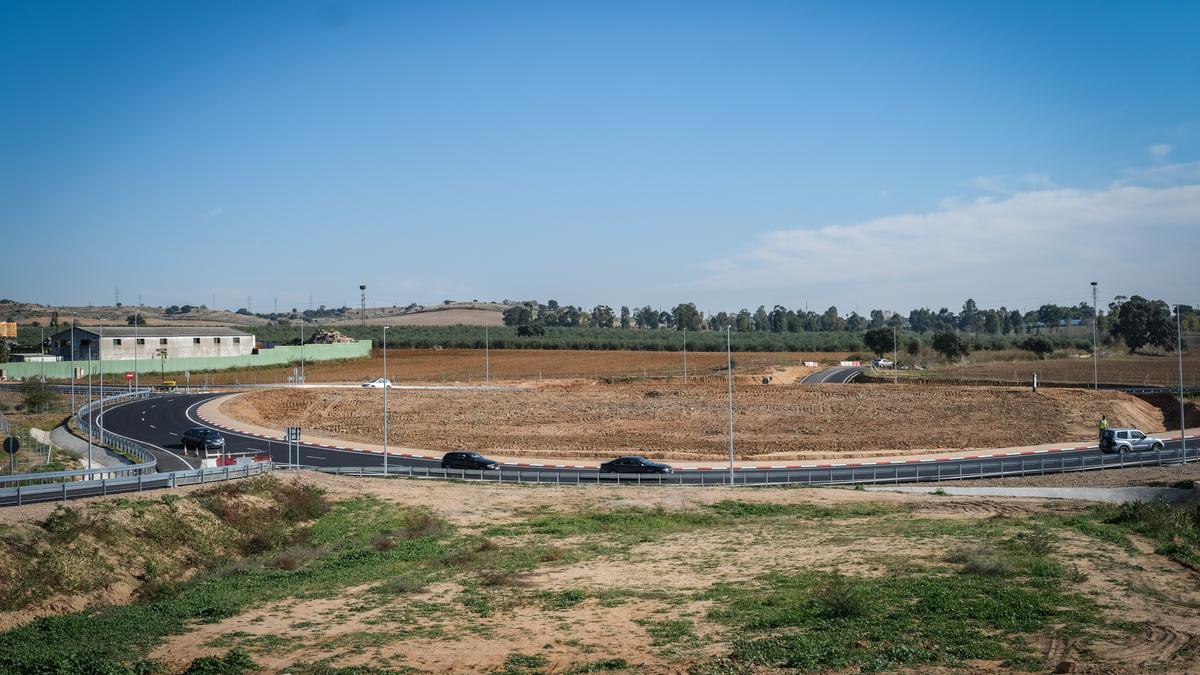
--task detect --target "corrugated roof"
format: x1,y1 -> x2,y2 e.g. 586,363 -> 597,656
52,326 -> 254,338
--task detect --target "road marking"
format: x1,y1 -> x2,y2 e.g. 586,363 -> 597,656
169,432 -> 178,436
149,424 -> 156,429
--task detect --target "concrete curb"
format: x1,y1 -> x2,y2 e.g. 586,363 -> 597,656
866,486 -> 1198,504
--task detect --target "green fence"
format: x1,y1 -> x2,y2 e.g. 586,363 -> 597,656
0,340 -> 371,380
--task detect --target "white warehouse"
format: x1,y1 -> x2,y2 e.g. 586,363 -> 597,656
50,326 -> 256,361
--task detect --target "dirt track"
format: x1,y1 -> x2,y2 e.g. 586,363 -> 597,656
222,382 -> 1167,461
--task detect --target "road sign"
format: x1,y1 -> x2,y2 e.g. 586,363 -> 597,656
184,370 -> 190,383
125,372 -> 134,381
3,436 -> 19,455
286,426 -> 301,442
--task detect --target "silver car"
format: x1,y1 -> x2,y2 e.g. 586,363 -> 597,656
1100,428 -> 1165,454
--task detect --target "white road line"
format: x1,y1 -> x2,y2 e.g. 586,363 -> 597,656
169,432 -> 179,436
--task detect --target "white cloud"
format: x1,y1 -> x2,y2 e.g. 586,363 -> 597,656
1149,143 -> 1175,161
701,181 -> 1200,309
965,172 -> 1057,194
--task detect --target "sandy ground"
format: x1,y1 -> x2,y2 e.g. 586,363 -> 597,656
220,381 -> 1168,461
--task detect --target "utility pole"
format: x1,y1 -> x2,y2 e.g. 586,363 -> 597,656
134,300 -> 140,390
1091,281 -> 1099,389
70,314 -> 76,414
485,325 -> 490,383
86,345 -> 92,469
299,316 -> 305,383
893,324 -> 898,384
726,325 -> 735,486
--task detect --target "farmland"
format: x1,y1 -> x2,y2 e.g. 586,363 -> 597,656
919,353 -> 1200,388
221,382 -> 1165,461
187,349 -> 848,385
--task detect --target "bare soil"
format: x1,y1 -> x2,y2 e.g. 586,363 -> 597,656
222,382 -> 1166,461
926,354 -> 1200,388
197,348 -> 846,385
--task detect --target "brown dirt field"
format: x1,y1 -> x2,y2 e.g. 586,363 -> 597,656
198,348 -> 847,385
926,354 -> 1200,387
222,382 -> 1167,461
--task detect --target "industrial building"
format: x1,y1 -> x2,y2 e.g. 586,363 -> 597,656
50,326 -> 255,361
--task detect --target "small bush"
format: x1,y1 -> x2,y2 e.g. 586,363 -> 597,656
370,533 -> 396,551
541,589 -> 586,611
817,571 -> 867,619
183,647 -> 258,674
270,546 -> 321,571
945,547 -> 1016,576
398,511 -> 450,540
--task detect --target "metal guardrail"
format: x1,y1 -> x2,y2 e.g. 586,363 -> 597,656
0,390 -> 274,504
315,445 -> 1194,486
0,461 -> 274,506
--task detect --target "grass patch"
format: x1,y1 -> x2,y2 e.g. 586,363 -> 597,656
541,589 -> 587,611
501,652 -> 548,674
702,566 -> 1100,672
567,658 -> 629,673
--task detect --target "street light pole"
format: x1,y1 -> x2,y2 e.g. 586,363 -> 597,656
299,317 -> 305,384
485,325 -> 490,383
1091,281 -> 1099,389
726,325 -> 734,485
1177,305 -> 1187,463
134,303 -> 139,390
383,325 -> 389,476
893,325 -> 898,384
70,314 -> 76,414
683,327 -> 688,383
86,343 -> 92,469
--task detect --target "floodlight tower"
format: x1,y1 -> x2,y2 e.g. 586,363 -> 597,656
360,285 -> 367,336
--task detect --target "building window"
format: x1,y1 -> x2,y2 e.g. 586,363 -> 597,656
136,338 -> 145,345
233,337 -> 240,344
193,338 -> 201,344
113,338 -> 122,346
159,338 -> 167,345
214,337 -> 221,344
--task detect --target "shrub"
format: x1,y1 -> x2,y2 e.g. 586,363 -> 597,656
945,547 -> 1015,576
817,571 -> 867,619
183,647 -> 258,675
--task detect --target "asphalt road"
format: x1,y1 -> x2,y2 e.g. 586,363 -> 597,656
94,392 -> 1196,487
800,366 -> 864,384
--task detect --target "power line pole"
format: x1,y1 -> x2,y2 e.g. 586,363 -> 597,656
485,325 -> 490,383
683,327 -> 688,383
360,285 -> 367,336
893,324 -> 898,384
383,325 -> 390,476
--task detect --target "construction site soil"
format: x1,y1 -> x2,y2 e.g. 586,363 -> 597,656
223,382 -> 1167,461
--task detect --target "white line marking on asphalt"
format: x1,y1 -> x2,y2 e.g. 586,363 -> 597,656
169,432 -> 178,436
149,424 -> 156,429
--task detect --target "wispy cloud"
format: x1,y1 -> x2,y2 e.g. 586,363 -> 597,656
1149,143 -> 1175,162
701,177 -> 1200,308
203,207 -> 224,220
965,172 -> 1056,194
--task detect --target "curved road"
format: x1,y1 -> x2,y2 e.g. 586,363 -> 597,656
95,392 -> 1196,486
801,366 -> 864,384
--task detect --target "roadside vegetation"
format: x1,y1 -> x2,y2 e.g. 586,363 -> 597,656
3,478 -> 1199,673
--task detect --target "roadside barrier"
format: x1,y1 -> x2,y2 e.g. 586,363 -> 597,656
0,391 -> 273,506
314,442 -> 1195,487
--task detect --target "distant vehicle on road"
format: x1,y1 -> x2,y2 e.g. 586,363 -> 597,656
1099,428 -> 1165,454
362,378 -> 394,388
873,359 -> 894,368
441,451 -> 499,471
599,456 -> 673,474
181,427 -> 225,454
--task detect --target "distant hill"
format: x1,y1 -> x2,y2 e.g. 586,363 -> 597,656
0,299 -> 506,328
0,300 -> 271,327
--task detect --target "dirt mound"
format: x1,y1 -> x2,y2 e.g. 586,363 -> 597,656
222,383 -> 1166,461
305,328 -> 354,344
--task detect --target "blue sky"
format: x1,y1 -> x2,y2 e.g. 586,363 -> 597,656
3,1 -> 1198,315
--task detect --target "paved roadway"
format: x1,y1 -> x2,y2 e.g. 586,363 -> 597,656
800,366 -> 864,384
94,392 -> 1197,487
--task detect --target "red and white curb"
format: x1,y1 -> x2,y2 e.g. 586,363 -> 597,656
197,408 -> 1200,472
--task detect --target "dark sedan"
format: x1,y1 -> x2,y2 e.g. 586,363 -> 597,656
181,427 -> 225,454
599,456 -> 673,474
441,451 -> 500,471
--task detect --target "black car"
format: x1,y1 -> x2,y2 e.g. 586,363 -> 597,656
599,456 -> 673,474
441,451 -> 500,471
181,427 -> 225,453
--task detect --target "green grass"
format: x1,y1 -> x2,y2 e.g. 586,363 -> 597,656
703,566 -> 1101,672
